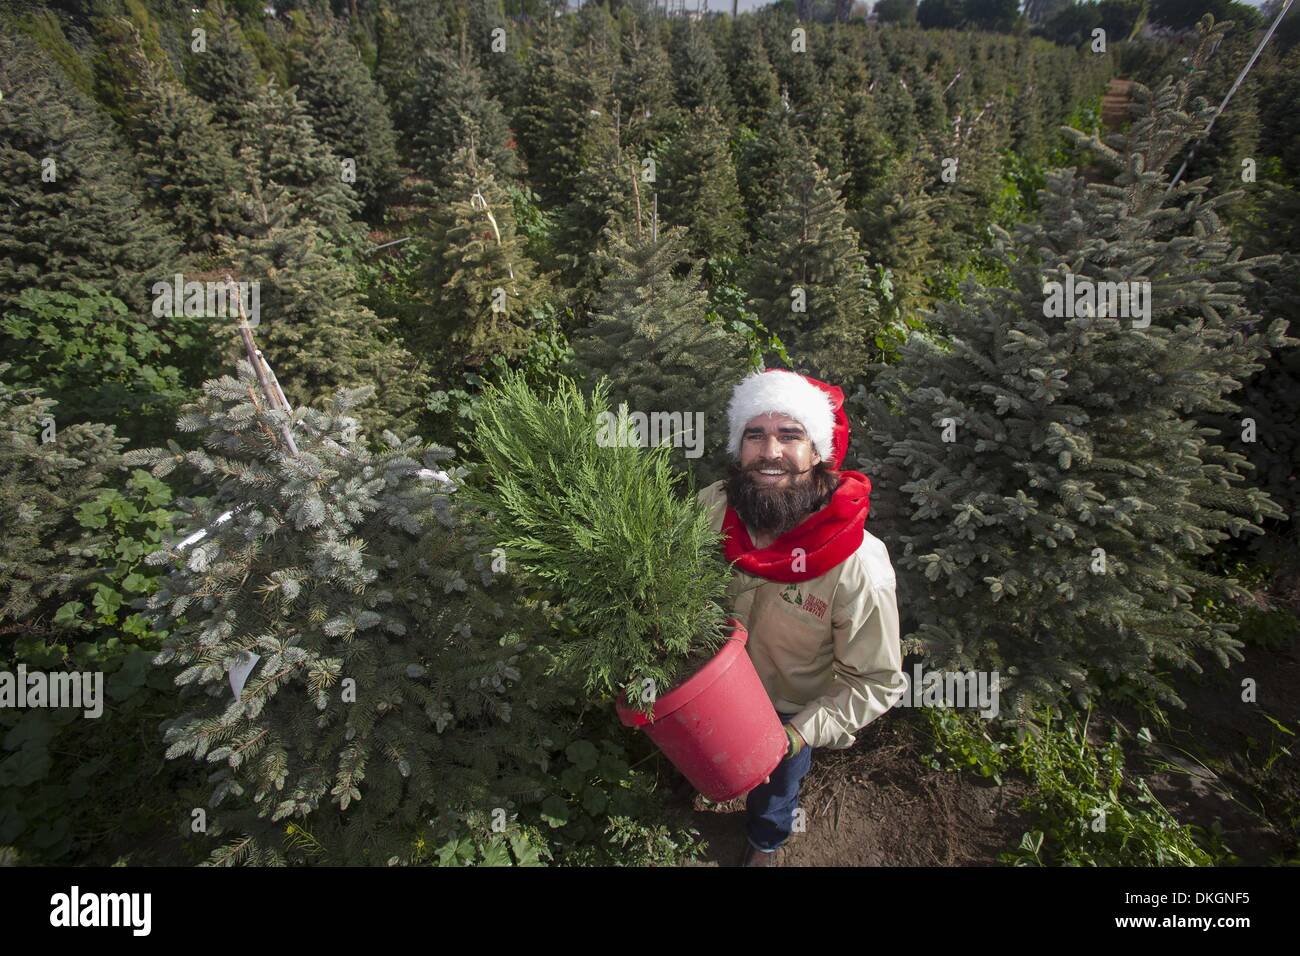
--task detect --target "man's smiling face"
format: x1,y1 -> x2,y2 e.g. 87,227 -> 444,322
739,412 -> 821,485
725,412 -> 832,540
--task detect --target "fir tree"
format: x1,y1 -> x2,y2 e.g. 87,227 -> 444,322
852,152 -> 943,324
745,155 -> 880,383
931,102 -> 1014,266
572,0 -> 622,88
463,0 -> 524,110
727,15 -> 780,132
0,31 -> 181,316
910,73 -> 949,139
1195,181 -> 1300,573
659,105 -> 746,267
876,76 -> 920,149
89,7 -> 178,131
568,222 -> 752,488
768,35 -> 820,122
550,111 -> 638,314
129,364 -> 553,865
416,140 -> 550,376
734,104 -> 805,244
374,0 -> 451,137
794,90 -> 849,183
852,25 -> 1297,722
515,42 -> 608,210
221,180 -> 423,434
668,20 -> 735,123
286,13 -> 401,216
0,364 -> 124,626
239,78 -> 361,241
122,32 -> 246,253
1010,40 -> 1047,165
840,89 -> 897,209
186,0 -> 265,144
408,42 -> 522,198
612,19 -> 681,153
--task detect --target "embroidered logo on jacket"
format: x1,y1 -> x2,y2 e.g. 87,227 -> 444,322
779,583 -> 828,620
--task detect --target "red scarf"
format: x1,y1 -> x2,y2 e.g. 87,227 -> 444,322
721,470 -> 872,582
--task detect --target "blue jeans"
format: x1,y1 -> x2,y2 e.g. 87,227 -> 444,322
746,712 -> 814,853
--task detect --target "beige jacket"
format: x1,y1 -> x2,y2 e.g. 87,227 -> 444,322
696,480 -> 907,750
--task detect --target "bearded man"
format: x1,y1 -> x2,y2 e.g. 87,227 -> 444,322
695,368 -> 908,867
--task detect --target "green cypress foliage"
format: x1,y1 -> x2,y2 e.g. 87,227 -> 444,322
659,105 -> 746,267
745,154 -> 880,383
457,370 -> 733,708
286,13 -> 401,216
853,27 -> 1297,722
568,222 -> 751,488
0,31 -> 181,316
129,365 -> 551,865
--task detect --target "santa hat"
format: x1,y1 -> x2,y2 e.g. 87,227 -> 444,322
726,368 -> 850,470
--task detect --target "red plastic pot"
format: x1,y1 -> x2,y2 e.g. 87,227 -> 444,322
615,618 -> 787,802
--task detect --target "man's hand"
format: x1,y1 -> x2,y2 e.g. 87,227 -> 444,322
762,727 -> 808,783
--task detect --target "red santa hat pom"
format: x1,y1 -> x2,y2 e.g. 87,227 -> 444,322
726,368 -> 850,469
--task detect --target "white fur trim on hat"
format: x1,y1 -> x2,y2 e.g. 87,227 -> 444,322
726,369 -> 835,462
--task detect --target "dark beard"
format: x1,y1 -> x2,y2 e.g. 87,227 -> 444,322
724,458 -> 839,540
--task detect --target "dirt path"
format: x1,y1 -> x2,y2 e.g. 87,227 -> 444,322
674,707 -> 1032,867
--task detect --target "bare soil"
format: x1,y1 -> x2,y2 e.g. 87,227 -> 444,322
672,708 -> 1034,867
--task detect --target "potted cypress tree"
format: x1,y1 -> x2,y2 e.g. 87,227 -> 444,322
458,370 -> 787,800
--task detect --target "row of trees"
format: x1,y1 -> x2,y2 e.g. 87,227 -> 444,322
2,0 -> 1295,864
873,0 -> 1300,47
